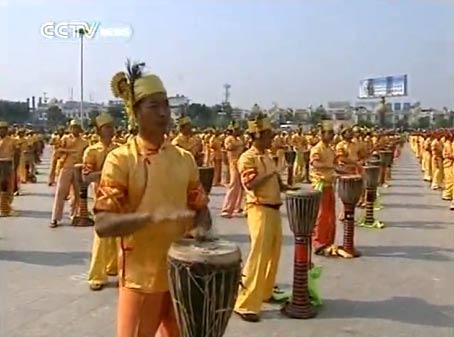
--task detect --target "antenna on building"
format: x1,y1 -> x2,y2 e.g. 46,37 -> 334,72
70,87 -> 74,100
43,92 -> 48,104
223,83 -> 231,104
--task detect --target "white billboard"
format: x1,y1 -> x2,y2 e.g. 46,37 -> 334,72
359,75 -> 408,99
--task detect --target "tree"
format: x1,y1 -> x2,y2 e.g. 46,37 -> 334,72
88,108 -> 101,127
187,103 -> 217,128
434,117 -> 451,129
0,100 -> 30,123
107,105 -> 126,127
47,105 -> 67,128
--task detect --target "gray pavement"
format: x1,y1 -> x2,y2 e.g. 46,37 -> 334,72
1,146 -> 453,337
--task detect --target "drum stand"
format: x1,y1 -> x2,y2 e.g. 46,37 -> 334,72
338,202 -> 361,258
282,235 -> 317,319
72,183 -> 94,227
358,187 -> 384,229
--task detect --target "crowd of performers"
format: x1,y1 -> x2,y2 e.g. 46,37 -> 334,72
0,63 -> 410,337
409,131 -> 454,210
0,124 -> 45,215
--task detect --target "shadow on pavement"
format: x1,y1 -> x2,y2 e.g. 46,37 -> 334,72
261,297 -> 454,327
381,203 -> 445,210
0,250 -> 89,266
17,209 -> 52,219
386,220 -> 450,230
390,184 -> 424,188
26,192 -> 55,198
221,234 -> 294,246
358,245 -> 454,261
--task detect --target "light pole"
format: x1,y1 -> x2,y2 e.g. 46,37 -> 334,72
78,28 -> 86,126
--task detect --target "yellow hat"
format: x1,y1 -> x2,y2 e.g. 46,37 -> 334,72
69,119 -> 81,127
320,119 -> 334,132
111,61 -> 167,128
0,121 -> 8,128
178,116 -> 192,127
95,112 -> 114,128
247,115 -> 272,134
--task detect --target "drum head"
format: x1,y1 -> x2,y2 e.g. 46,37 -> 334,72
169,239 -> 241,266
286,187 -> 321,198
340,174 -> 362,181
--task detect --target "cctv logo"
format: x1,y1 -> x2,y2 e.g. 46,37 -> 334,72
41,21 -> 100,39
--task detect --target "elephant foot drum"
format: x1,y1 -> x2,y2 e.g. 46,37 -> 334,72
285,150 -> 296,186
282,189 -> 321,319
72,164 -> 94,227
198,166 -> 215,195
338,175 -> 363,258
359,166 -> 384,229
168,238 -> 241,337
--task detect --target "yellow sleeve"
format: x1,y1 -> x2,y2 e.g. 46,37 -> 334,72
185,151 -> 208,211
238,152 -> 258,189
93,149 -> 129,213
310,145 -> 322,164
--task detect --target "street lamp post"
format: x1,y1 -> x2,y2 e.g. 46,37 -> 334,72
78,28 -> 85,126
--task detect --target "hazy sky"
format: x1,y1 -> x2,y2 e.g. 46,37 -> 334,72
1,0 -> 453,109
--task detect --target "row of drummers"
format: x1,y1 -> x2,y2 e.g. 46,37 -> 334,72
409,132 -> 454,210
0,122 -> 45,216
263,128 -> 403,322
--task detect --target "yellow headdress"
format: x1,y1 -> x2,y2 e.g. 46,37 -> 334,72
247,114 -> 272,138
95,112 -> 114,128
178,116 -> 192,127
110,60 -> 167,128
320,119 -> 334,132
69,119 -> 81,127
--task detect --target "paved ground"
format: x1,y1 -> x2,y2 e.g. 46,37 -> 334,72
1,145 -> 453,337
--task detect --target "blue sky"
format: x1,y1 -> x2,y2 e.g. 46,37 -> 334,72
1,0 -> 453,109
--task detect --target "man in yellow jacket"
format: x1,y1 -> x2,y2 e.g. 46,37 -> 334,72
234,114 -> 291,322
83,112 -> 119,291
95,63 -> 210,337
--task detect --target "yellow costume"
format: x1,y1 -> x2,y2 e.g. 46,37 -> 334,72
430,137 -> 443,190
85,127 -> 119,287
422,137 -> 432,181
442,139 -> 454,203
235,117 -> 282,316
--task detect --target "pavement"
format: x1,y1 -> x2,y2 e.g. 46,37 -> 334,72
0,145 -> 453,337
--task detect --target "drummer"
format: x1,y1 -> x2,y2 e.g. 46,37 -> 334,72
0,121 -> 18,216
234,114 -> 291,322
94,62 -> 210,337
310,120 -> 339,256
83,112 -> 119,291
49,120 -> 88,228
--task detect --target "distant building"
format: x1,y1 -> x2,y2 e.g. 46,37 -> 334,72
169,94 -> 190,120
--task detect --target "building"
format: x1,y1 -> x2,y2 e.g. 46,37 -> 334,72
169,94 -> 190,120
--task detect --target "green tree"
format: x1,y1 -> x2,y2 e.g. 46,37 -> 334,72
0,100 -> 30,123
47,105 -> 67,128
186,103 -> 216,128
434,117 -> 451,129
107,105 -> 126,127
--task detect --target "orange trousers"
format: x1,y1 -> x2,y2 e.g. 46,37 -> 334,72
312,185 -> 336,251
212,159 -> 222,186
117,288 -> 179,337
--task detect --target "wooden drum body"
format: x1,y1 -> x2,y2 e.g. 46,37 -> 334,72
285,150 -> 296,186
282,189 -> 321,319
338,175 -> 363,206
198,166 -> 215,195
363,166 -> 380,190
168,239 -> 241,337
71,164 -> 94,227
337,175 -> 363,258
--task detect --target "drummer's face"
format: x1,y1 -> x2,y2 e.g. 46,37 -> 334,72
0,127 -> 7,138
322,130 -> 334,143
261,129 -> 273,149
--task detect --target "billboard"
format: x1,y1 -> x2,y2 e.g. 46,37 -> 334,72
358,75 -> 408,99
